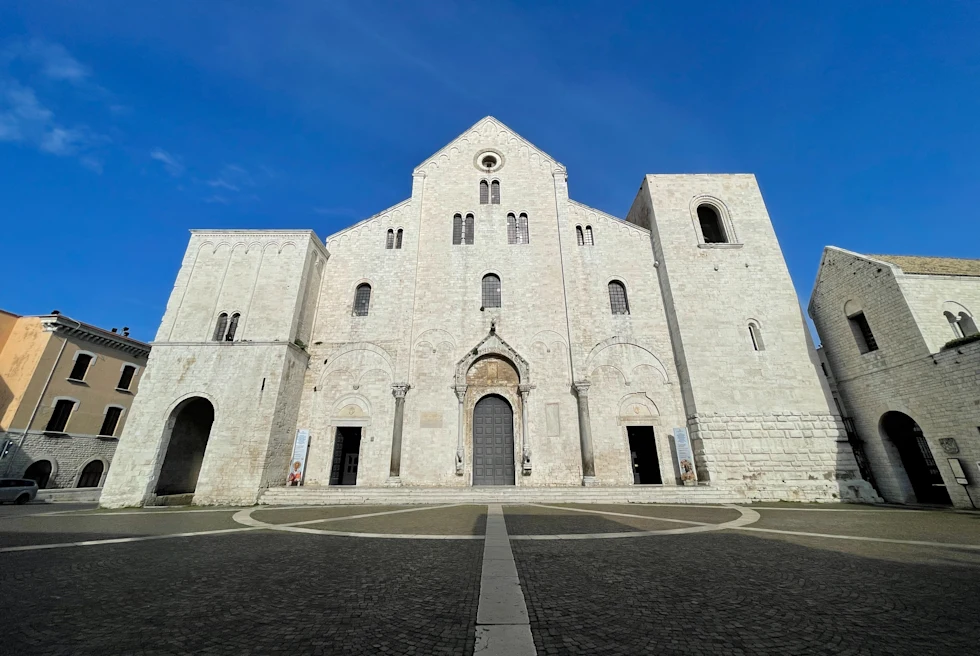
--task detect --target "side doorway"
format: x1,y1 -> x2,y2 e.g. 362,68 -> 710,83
880,412 -> 951,505
329,427 -> 361,486
627,426 -> 662,484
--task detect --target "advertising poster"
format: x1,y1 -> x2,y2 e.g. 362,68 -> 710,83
287,429 -> 310,486
671,427 -> 698,485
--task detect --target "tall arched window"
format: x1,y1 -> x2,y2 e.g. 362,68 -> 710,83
225,313 -> 240,341
517,213 -> 529,244
576,225 -> 585,246
482,274 -> 501,308
946,311 -> 964,338
697,205 -> 727,244
353,284 -> 372,316
453,213 -> 463,244
585,225 -> 594,246
490,180 -> 500,204
608,281 -> 629,315
480,180 -> 489,204
385,229 -> 394,249
465,214 -> 475,244
507,213 -> 517,244
395,229 -> 403,249
748,322 -> 765,351
212,313 -> 228,341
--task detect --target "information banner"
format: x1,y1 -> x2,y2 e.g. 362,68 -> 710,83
287,429 -> 310,486
671,427 -> 698,485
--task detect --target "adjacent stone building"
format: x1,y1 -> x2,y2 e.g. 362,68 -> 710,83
100,117 -> 876,507
0,310 -> 149,490
809,248 -> 980,509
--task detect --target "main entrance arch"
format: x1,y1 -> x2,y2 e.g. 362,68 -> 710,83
473,395 -> 515,486
880,411 -> 951,505
156,397 -> 215,496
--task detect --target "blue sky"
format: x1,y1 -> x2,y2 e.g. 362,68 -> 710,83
2,1 -> 978,342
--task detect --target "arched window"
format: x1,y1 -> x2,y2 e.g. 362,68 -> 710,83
68,353 -> 93,381
395,229 -> 403,249
748,322 -> 765,351
385,229 -> 394,249
77,460 -> 105,488
465,214 -> 475,244
490,180 -> 500,204
608,281 -> 629,315
517,213 -> 529,244
946,310 -> 978,337
697,205 -> 727,244
225,313 -> 240,341
482,274 -> 501,308
507,213 -> 517,244
213,313 -> 228,341
585,225 -> 594,246
453,213 -> 463,245
480,180 -> 489,204
576,225 -> 584,246
353,284 -> 372,316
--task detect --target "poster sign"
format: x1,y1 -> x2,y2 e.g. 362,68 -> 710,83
672,427 -> 698,486
287,429 -> 310,486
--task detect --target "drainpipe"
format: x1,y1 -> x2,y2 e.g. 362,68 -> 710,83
6,317 -> 80,476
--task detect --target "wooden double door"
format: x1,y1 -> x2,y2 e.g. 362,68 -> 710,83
472,395 -> 515,486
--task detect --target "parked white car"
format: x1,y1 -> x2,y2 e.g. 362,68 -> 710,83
0,479 -> 39,504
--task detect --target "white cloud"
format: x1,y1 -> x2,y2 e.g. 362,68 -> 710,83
150,148 -> 184,176
23,39 -> 91,83
207,178 -> 239,191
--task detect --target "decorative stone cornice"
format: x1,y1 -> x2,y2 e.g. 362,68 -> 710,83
40,315 -> 150,359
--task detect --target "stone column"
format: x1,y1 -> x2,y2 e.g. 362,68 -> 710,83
387,383 -> 411,485
518,384 -> 533,475
454,385 -> 467,475
573,381 -> 597,486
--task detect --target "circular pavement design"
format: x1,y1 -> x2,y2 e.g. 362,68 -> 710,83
231,503 -> 761,540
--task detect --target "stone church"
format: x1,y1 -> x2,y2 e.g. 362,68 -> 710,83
100,117 -> 877,507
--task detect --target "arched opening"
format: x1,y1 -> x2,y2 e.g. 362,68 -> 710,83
479,179 -> 489,204
880,411 -> 951,505
490,180 -> 500,204
353,283 -> 371,317
225,313 -> 240,341
77,460 -> 105,488
395,228 -> 403,249
472,394 -> 515,486
576,225 -> 584,246
213,313 -> 228,341
24,460 -> 53,489
385,229 -> 394,249
697,204 -> 727,244
156,397 -> 215,496
482,274 -> 501,308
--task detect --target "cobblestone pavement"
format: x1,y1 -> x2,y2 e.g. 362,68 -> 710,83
1,502 -> 978,655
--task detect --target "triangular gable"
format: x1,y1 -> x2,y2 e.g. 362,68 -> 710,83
455,322 -> 531,385
415,116 -> 566,176
807,246 -> 903,314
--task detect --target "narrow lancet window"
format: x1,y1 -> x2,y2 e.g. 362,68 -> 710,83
490,180 -> 500,204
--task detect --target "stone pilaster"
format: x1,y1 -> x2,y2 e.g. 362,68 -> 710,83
454,385 -> 467,475
519,384 -> 533,474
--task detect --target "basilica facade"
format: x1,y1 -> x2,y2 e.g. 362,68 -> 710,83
100,117 -> 877,507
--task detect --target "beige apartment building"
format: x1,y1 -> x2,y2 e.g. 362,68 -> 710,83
0,310 -> 150,489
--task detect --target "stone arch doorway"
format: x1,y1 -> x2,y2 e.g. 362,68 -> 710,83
24,459 -> 53,489
473,394 -> 515,486
156,397 -> 215,496
880,411 -> 951,505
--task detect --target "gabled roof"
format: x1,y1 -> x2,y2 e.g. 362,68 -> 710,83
415,116 -> 565,175
866,254 -> 980,278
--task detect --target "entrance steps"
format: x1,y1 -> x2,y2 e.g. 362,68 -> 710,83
259,485 -> 741,506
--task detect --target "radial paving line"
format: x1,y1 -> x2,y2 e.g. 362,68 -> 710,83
474,504 -> 536,655
732,525 -> 980,550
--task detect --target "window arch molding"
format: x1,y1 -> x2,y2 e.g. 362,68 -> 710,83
23,456 -> 59,484
478,269 -> 503,309
689,195 -> 737,246
73,456 -> 109,488
350,279 -> 374,317
943,301 -> 978,337
747,319 -> 766,351
606,278 -> 631,315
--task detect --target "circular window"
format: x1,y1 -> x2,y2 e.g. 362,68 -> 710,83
474,150 -> 504,172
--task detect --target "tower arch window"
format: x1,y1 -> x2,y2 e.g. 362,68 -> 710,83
507,213 -> 517,244
225,313 -> 240,341
213,313 -> 228,342
490,180 -> 500,204
453,214 -> 463,244
395,229 -> 403,249
697,204 -> 728,244
517,213 -> 529,244
353,284 -> 372,316
576,225 -> 584,246
480,180 -> 489,204
608,280 -> 629,315
465,214 -> 475,244
385,229 -> 394,249
482,274 -> 501,309
748,322 -> 765,351
585,225 -> 594,246
945,307 -> 978,338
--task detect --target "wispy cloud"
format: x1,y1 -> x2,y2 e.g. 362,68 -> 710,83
205,194 -> 230,204
0,39 -> 109,170
150,148 -> 184,176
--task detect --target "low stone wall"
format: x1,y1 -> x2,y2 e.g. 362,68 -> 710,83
37,487 -> 103,503
0,430 -> 116,489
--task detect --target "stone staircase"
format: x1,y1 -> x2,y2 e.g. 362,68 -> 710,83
259,485 -> 741,506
